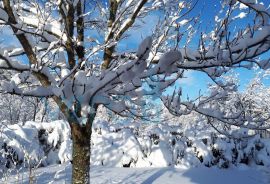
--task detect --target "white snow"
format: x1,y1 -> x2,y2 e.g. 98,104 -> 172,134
239,3 -> 248,9
3,163 -> 270,184
0,120 -> 72,170
0,9 -> 9,22
233,12 -> 248,19
178,19 -> 189,26
0,60 -> 8,68
136,36 -> 153,59
155,50 -> 182,73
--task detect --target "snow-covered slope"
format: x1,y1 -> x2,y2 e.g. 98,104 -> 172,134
2,163 -> 270,184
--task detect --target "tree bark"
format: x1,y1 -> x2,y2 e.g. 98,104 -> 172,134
70,116 -> 93,184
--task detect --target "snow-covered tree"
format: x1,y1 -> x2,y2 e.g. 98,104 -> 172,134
0,0 -> 270,183
203,72 -> 270,135
0,92 -> 60,124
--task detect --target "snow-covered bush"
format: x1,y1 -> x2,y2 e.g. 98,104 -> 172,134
1,118 -> 270,173
91,116 -> 270,169
0,120 -> 72,173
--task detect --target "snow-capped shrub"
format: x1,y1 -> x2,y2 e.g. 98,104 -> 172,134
91,119 -> 270,169
0,120 -> 71,173
1,118 -> 270,172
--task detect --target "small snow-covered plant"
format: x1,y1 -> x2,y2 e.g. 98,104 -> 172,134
24,151 -> 39,184
0,120 -> 72,174
0,0 -> 270,183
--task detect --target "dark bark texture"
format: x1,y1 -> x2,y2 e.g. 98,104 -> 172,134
71,120 -> 92,184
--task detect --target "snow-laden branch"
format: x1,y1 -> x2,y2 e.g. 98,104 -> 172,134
178,1 -> 270,73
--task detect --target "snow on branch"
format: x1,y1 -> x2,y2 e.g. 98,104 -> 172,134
177,0 -> 270,74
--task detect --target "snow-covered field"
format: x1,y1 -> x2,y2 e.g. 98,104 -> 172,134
2,163 -> 269,184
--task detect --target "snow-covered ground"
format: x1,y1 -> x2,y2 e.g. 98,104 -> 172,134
2,163 -> 269,184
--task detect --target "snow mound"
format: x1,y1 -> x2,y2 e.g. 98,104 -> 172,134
0,120 -> 71,173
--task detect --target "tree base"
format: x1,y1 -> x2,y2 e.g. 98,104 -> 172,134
71,123 -> 91,184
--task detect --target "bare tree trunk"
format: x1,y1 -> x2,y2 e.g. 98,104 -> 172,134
70,113 -> 94,184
